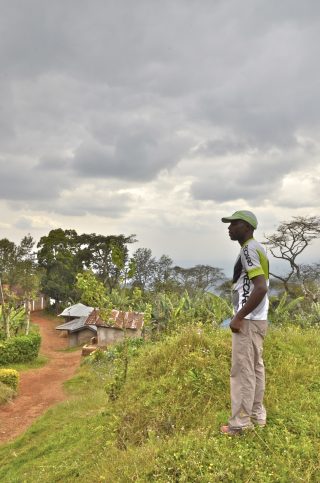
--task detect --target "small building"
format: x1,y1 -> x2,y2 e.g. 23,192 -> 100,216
58,303 -> 94,321
56,303 -> 95,347
85,309 -> 144,346
56,316 -> 97,347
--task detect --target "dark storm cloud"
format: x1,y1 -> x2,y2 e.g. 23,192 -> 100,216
0,159 -> 69,201
72,124 -> 187,181
53,192 -> 133,217
192,178 -> 272,203
194,138 -> 249,157
7,185 -> 134,219
37,155 -> 70,171
190,153 -> 312,203
0,0 -> 320,214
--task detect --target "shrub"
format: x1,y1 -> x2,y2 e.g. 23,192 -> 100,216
0,332 -> 41,365
0,380 -> 15,405
0,368 -> 19,391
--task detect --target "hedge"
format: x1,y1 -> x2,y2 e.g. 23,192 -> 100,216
0,369 -> 19,391
0,333 -> 41,365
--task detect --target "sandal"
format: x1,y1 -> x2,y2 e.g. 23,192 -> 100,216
220,424 -> 251,435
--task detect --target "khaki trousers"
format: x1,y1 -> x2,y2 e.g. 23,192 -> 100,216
229,319 -> 268,428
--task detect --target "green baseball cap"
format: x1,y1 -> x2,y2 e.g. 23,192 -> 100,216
221,210 -> 258,229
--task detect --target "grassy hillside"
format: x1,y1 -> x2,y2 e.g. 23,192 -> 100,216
0,326 -> 319,482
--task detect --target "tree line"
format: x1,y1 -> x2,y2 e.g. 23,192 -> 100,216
0,215 -> 319,337
0,228 -> 226,309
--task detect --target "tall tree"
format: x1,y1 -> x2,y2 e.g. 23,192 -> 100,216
172,264 -> 225,294
0,235 -> 41,336
15,235 -> 42,334
153,255 -> 174,291
292,263 -> 320,302
0,238 -> 18,286
78,233 -> 136,292
0,276 -> 10,338
37,229 -> 83,306
264,216 -> 320,299
130,248 -> 157,290
37,230 -> 137,303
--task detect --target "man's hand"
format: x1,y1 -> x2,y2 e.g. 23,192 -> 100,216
229,315 -> 244,333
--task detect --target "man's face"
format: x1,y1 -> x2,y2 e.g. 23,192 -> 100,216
228,219 -> 250,241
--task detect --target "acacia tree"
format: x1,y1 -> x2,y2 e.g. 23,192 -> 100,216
171,264 -> 225,294
264,216 -> 320,300
295,263 -> 320,302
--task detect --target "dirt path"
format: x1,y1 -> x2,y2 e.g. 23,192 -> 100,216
0,312 -> 81,444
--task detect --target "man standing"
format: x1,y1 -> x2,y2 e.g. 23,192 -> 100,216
220,210 -> 269,435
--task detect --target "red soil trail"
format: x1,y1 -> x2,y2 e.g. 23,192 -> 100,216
0,312 -> 81,444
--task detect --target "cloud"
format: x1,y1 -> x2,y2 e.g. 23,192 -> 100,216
0,1 -> 320,270
13,215 -> 57,231
0,158 -> 70,201
72,123 -> 188,181
274,171 -> 320,209
51,184 -> 135,218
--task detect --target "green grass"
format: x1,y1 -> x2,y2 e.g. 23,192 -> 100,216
0,355 -> 49,372
0,326 -> 320,482
0,355 -> 48,405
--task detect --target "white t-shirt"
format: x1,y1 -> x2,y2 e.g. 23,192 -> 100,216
232,238 -> 269,320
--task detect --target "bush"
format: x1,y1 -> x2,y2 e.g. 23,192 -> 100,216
0,333 -> 41,365
0,380 -> 15,405
0,368 -> 19,391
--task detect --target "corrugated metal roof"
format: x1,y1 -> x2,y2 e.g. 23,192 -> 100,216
56,316 -> 97,333
58,303 -> 94,318
85,309 -> 144,330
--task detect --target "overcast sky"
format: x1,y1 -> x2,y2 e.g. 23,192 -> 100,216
0,0 -> 319,276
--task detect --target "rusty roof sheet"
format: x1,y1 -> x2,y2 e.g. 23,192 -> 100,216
85,309 -> 144,330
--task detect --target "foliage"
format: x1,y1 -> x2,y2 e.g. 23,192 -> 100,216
0,303 -> 27,340
264,215 -> 320,300
0,238 -> 17,286
130,247 -> 157,289
15,235 -> 43,334
151,290 -> 232,332
0,380 -> 15,405
0,235 -> 42,337
268,292 -> 304,326
0,368 -> 19,391
37,229 -> 137,304
1,326 -> 320,482
130,247 -> 225,294
84,337 -> 147,401
171,264 -> 225,294
77,232 -> 136,291
76,271 -> 110,310
37,229 -> 83,307
0,332 -> 41,365
268,292 -> 320,328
